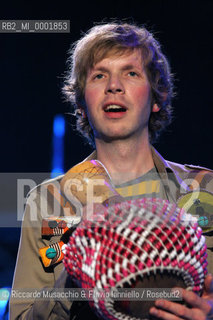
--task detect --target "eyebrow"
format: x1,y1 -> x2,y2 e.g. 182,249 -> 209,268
92,64 -> 142,73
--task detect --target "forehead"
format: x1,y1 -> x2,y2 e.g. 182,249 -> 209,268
91,48 -> 144,69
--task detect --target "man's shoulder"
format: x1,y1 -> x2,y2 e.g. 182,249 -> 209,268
27,174 -> 65,198
28,151 -> 97,197
166,160 -> 213,193
152,147 -> 213,178
167,160 -> 213,175
152,147 -> 213,184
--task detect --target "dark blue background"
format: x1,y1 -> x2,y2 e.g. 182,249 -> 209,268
0,0 -> 212,317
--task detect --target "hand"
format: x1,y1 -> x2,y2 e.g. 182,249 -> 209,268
149,274 -> 213,320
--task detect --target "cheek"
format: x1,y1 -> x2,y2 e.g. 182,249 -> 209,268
84,86 -> 100,108
132,84 -> 151,103
84,88 -> 93,106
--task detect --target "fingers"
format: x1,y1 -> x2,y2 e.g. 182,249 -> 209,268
204,274 -> 213,294
149,288 -> 212,320
150,299 -> 198,320
149,306 -> 207,320
150,299 -> 207,320
150,305 -> 182,320
179,288 -> 211,315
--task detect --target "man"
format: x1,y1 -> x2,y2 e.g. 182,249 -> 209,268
10,22 -> 213,319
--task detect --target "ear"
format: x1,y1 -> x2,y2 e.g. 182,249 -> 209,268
81,108 -> 87,119
152,103 -> 160,113
77,104 -> 87,118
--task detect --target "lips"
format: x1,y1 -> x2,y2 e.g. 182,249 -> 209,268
103,103 -> 127,113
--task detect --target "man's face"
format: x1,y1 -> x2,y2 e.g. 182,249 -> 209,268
84,49 -> 154,143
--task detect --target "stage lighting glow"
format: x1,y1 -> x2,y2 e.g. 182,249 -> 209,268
53,115 -> 65,137
51,114 -> 65,178
0,288 -> 10,318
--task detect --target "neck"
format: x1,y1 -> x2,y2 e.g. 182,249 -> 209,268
95,136 -> 154,185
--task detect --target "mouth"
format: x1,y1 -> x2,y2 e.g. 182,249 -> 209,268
103,104 -> 127,113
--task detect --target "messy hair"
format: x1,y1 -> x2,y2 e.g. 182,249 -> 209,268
63,22 -> 174,146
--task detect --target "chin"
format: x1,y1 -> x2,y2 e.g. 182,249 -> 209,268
98,132 -> 132,142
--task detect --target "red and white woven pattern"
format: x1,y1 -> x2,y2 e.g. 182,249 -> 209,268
64,198 -> 208,320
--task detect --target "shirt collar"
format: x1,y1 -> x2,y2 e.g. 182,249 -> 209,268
83,146 -> 190,202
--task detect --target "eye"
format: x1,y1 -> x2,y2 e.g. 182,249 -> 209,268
94,73 -> 104,80
128,71 -> 138,77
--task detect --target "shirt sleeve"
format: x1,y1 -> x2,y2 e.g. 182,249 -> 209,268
9,187 -> 73,320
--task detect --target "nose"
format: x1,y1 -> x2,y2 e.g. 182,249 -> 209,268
105,75 -> 125,94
